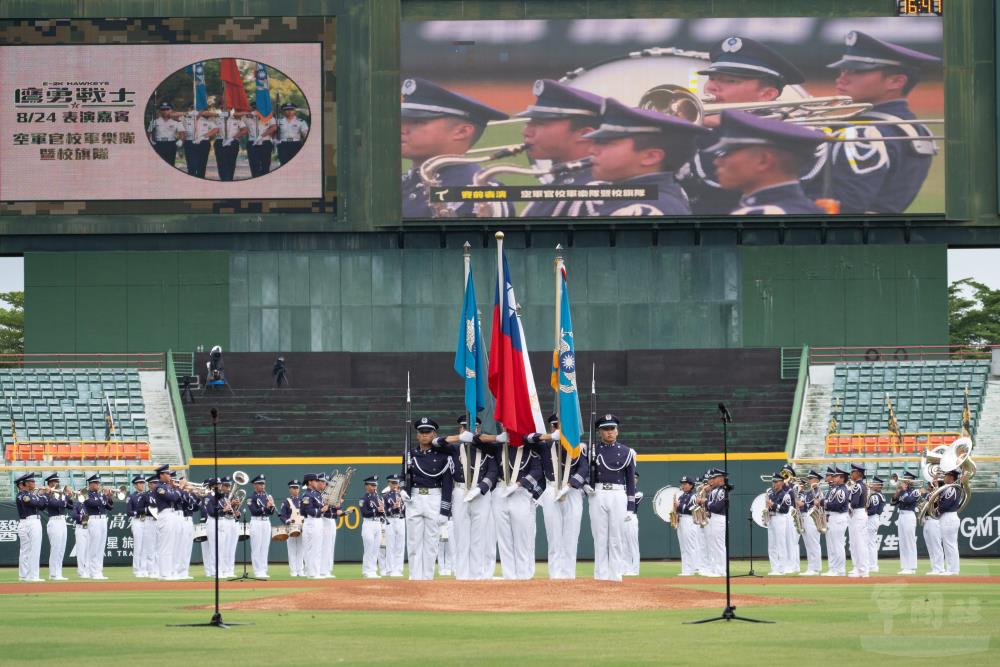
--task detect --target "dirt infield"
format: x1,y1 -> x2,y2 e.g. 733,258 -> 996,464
2,574 -> 997,599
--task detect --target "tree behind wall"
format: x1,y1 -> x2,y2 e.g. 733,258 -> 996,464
0,291 -> 24,355
949,279 -> 1000,347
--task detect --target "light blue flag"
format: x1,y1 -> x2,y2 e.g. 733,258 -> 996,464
254,63 -> 273,121
554,268 -> 583,457
192,62 -> 208,111
454,270 -> 485,418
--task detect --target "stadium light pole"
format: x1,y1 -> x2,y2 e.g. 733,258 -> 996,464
168,408 -> 251,629
685,404 -> 772,625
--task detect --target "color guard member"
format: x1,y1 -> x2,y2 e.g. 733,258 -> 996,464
359,475 -> 386,578
402,417 -> 454,580
15,472 -> 44,582
179,104 -> 213,177
486,430 -> 542,581
586,414 -> 636,581
812,31 -> 941,213
584,99 -> 710,216
147,102 -> 184,166
623,468 -> 643,576
248,474 -> 275,578
866,475 -> 885,573
41,473 -> 69,580
276,102 -> 309,165
242,101 -> 277,176
279,479 -> 305,577
891,470 -> 920,574
212,109 -> 246,182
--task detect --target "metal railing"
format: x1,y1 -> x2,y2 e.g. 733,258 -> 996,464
809,345 -> 994,365
0,353 -> 165,370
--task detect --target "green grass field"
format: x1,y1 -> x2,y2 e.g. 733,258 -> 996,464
3,559 -> 997,666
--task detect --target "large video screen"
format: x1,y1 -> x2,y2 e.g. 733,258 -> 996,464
0,17 -> 336,217
400,17 -> 944,220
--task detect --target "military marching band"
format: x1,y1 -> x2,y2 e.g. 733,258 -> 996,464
401,31 -> 941,219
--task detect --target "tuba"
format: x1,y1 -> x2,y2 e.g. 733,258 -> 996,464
417,145 -> 526,218
918,437 -> 976,523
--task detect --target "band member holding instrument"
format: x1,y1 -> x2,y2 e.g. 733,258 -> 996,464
317,473 -> 342,579
891,470 -> 920,574
585,414 -> 636,582
937,469 -> 962,576
527,413 -> 587,579
516,80 -> 602,218
402,417 -> 454,580
780,464 -> 801,575
173,473 -> 198,581
143,474 -> 159,576
71,491 -> 89,579
675,476 -> 700,576
822,467 -> 850,577
866,476 -> 885,573
798,470 -> 824,576
126,475 -> 150,578
809,31 -> 941,213
699,468 -> 729,578
678,35 -> 807,214
400,78 -> 509,218
766,472 -> 792,575
707,110 -> 828,215
15,473 -> 45,582
299,473 -> 327,579
151,464 -> 180,580
248,474 -> 275,579
921,476 -> 946,575
360,475 -> 386,578
847,463 -> 870,578
381,474 -> 407,577
280,479 -> 305,577
584,99 -> 710,216
41,473 -> 69,580
200,478 -> 221,578
217,476 -> 240,579
80,474 -> 114,580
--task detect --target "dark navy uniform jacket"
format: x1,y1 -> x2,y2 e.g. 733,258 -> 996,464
801,487 -> 822,509
893,487 -> 921,511
451,438 -> 502,497
83,490 -> 114,516
203,495 -> 229,519
16,490 -> 46,519
937,485 -> 962,513
866,491 -> 885,517
825,484 -> 849,513
152,483 -> 181,512
676,490 -> 695,515
382,489 -> 406,518
249,492 -> 276,518
126,491 -> 149,518
807,99 -> 935,213
527,436 -> 589,488
591,440 -> 638,512
71,500 -> 87,524
767,486 -> 790,514
359,492 -> 385,520
520,167 -> 598,218
677,150 -> 741,215
279,496 -> 302,523
402,162 -> 510,218
299,488 -> 324,518
706,485 -> 727,515
407,445 -> 454,517
848,481 -> 868,511
44,491 -> 68,517
180,491 -> 200,517
731,181 -> 824,215
592,172 -> 691,217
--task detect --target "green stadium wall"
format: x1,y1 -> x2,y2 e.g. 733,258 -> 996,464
24,245 -> 948,353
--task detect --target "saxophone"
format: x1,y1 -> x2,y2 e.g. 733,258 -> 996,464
417,144 -> 526,218
691,482 -> 710,527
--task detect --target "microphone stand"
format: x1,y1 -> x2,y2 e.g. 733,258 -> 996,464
732,514 -> 763,578
686,404 -> 772,625
169,408 -> 251,629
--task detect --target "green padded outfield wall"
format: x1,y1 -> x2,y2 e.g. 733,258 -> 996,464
24,251 -> 229,354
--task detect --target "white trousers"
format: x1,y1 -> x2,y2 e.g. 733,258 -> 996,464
542,485 -> 583,579
825,512 -> 848,575
785,514 -> 801,573
322,517 -> 337,576
437,518 -> 454,574
622,514 -> 640,575
384,517 -> 405,576
287,533 -> 305,576
202,517 -> 217,577
867,515 -> 880,571
448,487 -> 471,578
131,518 -> 148,576
173,516 -> 194,578
767,513 -> 791,574
802,515 -> 822,573
46,516 -> 67,578
219,518 -> 238,577
939,512 -> 960,574
156,509 -> 177,578
406,489 -> 443,580
677,515 -> 701,575
590,488 -> 627,581
18,516 -> 42,580
848,509 -> 869,574
250,518 -> 271,577
494,484 -> 536,580
303,517 -> 324,577
484,495 -> 499,577
923,517 -> 944,573
705,514 -> 726,576
361,518 -> 382,576
86,515 -> 108,578
696,523 -> 709,573
897,510 -> 917,571
74,524 -> 89,576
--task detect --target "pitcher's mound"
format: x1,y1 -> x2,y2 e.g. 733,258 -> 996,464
221,579 -> 799,613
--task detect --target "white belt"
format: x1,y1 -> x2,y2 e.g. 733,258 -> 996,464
159,508 -> 177,514
305,516 -> 322,521
414,488 -> 442,495
597,484 -> 625,491
851,508 -> 866,517
21,515 -> 40,522
48,515 -> 66,521
252,517 -> 270,522
363,518 -> 382,524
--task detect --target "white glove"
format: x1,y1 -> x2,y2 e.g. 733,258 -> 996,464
583,484 -> 596,497
556,486 -> 570,502
531,498 -> 541,509
222,139 -> 232,147
502,483 -> 518,497
495,432 -> 508,444
463,489 -> 480,503
459,431 -> 475,444
625,513 -> 633,522
399,490 -> 411,503
175,139 -> 183,148
437,514 -> 450,527
253,138 -> 263,146
539,485 -> 555,504
550,429 -> 561,442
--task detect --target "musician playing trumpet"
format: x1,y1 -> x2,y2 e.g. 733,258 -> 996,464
866,476 -> 886,573
765,472 -> 794,575
79,474 -> 114,579
248,474 -> 275,579
41,473 -> 69,580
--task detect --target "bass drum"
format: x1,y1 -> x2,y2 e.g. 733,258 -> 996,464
750,492 -> 770,529
652,486 -> 681,524
193,522 -> 208,543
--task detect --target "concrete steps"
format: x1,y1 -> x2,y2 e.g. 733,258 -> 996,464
138,371 -> 183,466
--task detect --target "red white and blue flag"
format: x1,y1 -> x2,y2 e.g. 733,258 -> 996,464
488,248 -> 545,445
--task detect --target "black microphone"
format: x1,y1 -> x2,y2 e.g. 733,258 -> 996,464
210,408 -> 218,424
717,403 -> 732,423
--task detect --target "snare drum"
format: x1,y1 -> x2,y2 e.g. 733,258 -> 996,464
193,522 -> 208,543
288,520 -> 303,538
238,523 -> 251,542
271,525 -> 289,542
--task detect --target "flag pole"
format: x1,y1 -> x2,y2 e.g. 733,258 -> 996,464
496,230 -> 509,486
553,245 -> 564,490
463,241 -> 473,491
